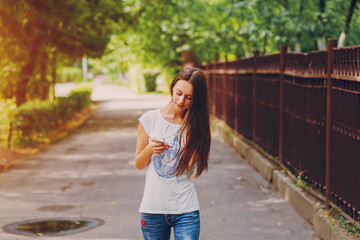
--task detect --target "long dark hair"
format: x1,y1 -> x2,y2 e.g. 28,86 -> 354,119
170,67 -> 211,178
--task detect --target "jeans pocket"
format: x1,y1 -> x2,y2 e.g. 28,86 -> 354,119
185,210 -> 200,219
141,213 -> 150,217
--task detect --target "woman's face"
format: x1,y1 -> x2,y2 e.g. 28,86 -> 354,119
172,80 -> 193,113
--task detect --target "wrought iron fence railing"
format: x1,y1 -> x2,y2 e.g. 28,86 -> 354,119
205,40 -> 360,222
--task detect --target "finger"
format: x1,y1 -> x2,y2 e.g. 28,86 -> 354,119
151,142 -> 163,147
153,146 -> 165,152
154,146 -> 168,153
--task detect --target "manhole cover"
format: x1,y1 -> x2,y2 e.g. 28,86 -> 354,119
3,217 -> 103,237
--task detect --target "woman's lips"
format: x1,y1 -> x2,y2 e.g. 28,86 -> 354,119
176,102 -> 184,108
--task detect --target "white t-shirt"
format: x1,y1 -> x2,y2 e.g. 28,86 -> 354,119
138,109 -> 200,214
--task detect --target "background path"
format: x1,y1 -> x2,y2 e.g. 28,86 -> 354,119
0,80 -> 318,239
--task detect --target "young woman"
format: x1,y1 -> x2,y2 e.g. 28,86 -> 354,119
135,67 -> 211,240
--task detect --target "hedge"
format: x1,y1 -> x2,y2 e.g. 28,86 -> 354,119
56,66 -> 83,83
10,88 -> 92,147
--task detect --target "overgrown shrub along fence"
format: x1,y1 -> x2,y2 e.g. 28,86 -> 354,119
205,40 -> 360,222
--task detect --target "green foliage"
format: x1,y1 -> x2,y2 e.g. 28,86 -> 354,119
329,207 -> 360,238
296,175 -> 309,193
0,0 -> 132,105
88,34 -> 135,76
158,68 -> 176,93
68,87 -> 92,111
294,170 -> 311,193
127,64 -> 146,93
270,156 -> 278,163
0,100 -> 16,148
2,0 -> 360,103
94,0 -> 212,78
56,66 -> 82,83
144,71 -> 160,92
11,101 -> 56,146
9,88 -> 92,147
0,33 -> 21,99
102,0 -> 360,75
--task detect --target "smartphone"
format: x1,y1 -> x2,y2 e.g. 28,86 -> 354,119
153,137 -> 165,144
152,137 -> 170,148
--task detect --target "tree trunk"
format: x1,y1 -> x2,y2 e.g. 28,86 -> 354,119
295,0 -> 305,52
338,32 -> 346,47
16,62 -> 35,106
50,50 -> 57,101
39,52 -> 48,100
317,0 -> 327,50
317,36 -> 327,50
15,35 -> 42,106
338,0 -> 358,47
181,49 -> 201,68
262,34 -> 268,55
295,34 -> 302,52
243,38 -> 250,57
282,0 -> 289,9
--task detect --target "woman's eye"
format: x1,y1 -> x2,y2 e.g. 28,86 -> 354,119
186,96 -> 192,100
176,92 -> 181,96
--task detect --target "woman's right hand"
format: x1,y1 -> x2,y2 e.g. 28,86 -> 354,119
149,137 -> 170,154
135,124 -> 169,170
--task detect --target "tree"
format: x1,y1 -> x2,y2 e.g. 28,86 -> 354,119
95,0 -> 357,82
116,0 -> 223,69
338,0 -> 359,47
0,0 -> 131,106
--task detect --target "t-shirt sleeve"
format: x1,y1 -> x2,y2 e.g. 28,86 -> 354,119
139,111 -> 153,137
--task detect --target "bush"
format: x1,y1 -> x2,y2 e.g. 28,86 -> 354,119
57,67 -> 83,83
10,88 -> 92,147
68,88 -> 92,111
144,72 -> 159,92
0,100 -> 16,148
53,97 -> 77,124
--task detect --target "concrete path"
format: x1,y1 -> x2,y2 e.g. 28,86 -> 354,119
0,81 -> 318,239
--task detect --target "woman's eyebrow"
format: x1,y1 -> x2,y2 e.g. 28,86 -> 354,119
176,89 -> 192,96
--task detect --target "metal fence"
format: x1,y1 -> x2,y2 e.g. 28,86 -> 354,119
205,40 -> 360,222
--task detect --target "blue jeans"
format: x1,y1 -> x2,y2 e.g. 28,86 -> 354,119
140,210 -> 200,240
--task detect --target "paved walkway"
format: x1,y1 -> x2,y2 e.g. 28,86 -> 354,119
0,81 -> 318,239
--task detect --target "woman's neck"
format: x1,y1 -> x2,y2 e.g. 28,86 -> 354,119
163,104 -> 184,124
